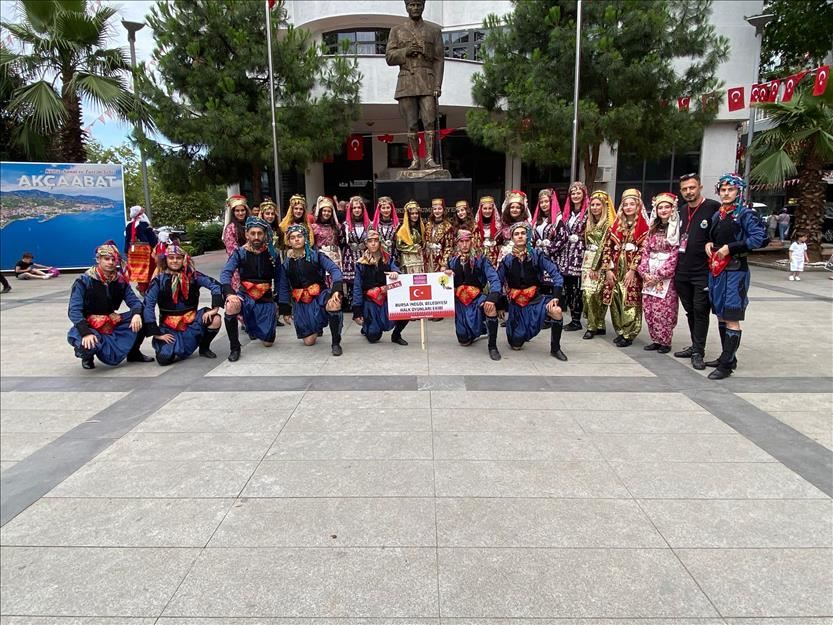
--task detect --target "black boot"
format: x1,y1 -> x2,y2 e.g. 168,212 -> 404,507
550,319 -> 568,361
486,317 -> 501,361
199,328 -> 219,359
392,320 -> 409,346
706,322 -> 735,369
225,315 -> 241,362
81,356 -> 95,370
708,329 -> 741,380
564,319 -> 582,331
126,333 -> 154,363
329,313 -> 343,356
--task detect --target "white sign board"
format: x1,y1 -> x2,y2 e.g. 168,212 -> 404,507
386,271 -> 455,320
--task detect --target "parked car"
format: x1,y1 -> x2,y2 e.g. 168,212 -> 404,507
823,202 -> 833,243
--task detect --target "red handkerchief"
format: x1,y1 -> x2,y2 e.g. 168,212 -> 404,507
709,252 -> 731,277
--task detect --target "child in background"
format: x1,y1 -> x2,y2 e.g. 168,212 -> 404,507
788,231 -> 809,281
14,253 -> 59,280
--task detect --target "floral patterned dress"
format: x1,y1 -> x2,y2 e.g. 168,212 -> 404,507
423,219 -> 454,272
532,218 -> 567,286
637,227 -> 679,346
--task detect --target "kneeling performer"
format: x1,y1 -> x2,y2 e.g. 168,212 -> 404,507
352,229 -> 409,345
67,241 -> 153,369
447,230 -> 502,360
143,245 -> 224,365
221,217 -> 280,361
279,224 -> 345,356
498,222 -> 568,360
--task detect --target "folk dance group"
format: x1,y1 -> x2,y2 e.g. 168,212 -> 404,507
68,171 -> 765,380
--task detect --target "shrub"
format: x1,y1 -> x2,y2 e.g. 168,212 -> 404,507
186,222 -> 224,256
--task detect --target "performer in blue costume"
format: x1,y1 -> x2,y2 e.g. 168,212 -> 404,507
143,245 -> 224,365
705,172 -> 767,380
221,216 -> 280,362
352,229 -> 409,345
67,241 -> 153,369
278,224 -> 345,356
446,229 -> 502,361
497,222 -> 568,361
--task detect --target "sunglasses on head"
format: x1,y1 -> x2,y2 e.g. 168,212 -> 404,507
679,173 -> 699,182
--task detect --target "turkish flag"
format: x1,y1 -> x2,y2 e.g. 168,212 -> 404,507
268,0 -> 278,9
813,65 -> 829,96
782,71 -> 807,102
439,128 -> 455,139
409,285 -> 432,301
767,80 -> 781,102
749,83 -> 763,103
346,135 -> 364,161
376,134 -> 394,143
406,132 -> 427,160
677,96 -> 690,112
727,86 -> 745,112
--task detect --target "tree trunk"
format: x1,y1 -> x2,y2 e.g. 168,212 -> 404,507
582,142 -> 600,187
59,85 -> 86,163
797,159 -> 825,261
251,161 -> 262,204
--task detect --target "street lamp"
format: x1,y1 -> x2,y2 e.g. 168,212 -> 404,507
742,12 -> 775,191
122,19 -> 153,220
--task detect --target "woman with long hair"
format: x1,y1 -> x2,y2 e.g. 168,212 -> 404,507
475,195 -> 501,266
581,191 -> 616,339
372,196 -> 400,262
221,195 -> 250,293
560,181 -> 589,331
496,190 -> 531,264
396,200 -> 426,274
340,195 -> 370,310
278,194 -> 315,249
312,196 -> 342,270
531,188 -> 566,292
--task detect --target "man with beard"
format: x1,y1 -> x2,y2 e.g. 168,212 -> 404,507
279,224 -> 345,356
67,241 -> 153,369
221,217 -> 281,362
498,223 -> 568,361
396,200 -> 426,274
352,229 -> 410,345
143,245 -> 224,365
446,230 -> 502,360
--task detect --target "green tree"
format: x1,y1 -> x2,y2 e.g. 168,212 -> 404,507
467,0 -> 728,184
760,0 -> 833,79
1,0 -> 145,162
141,0 -> 362,202
750,83 -> 833,260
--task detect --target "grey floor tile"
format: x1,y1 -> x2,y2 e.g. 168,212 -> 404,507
94,432 -> 275,462
574,411 -> 734,434
209,497 -> 436,547
434,461 -> 628,497
162,391 -> 304,412
436,498 -> 664,547
134,408 -> 294,433
267,431 -> 433,460
430,409 -> 582,432
242,460 -> 435,497
284,408 -> 432,432
433,431 -> 600,461
437,547 -> 717,617
640,499 -> 833,548
0,498 -> 232,547
676,548 -> 833,617
0,432 -> 59,461
592,433 -> 776,463
0,546 -> 199,617
46,460 -> 257,498
768,410 -> 833,434
0,409 -> 100,433
162,547 -> 439,617
295,390 -> 430,410
430,391 -> 702,411
157,620 -> 440,625
737,392 -> 833,413
438,620 -> 726,625
724,619 -> 833,625
0,461 -> 16,474
0,391 -> 127,411
1,618 -> 157,624
611,461 -> 830,498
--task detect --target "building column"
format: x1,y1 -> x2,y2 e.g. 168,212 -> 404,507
700,122 -> 740,202
504,155 -> 522,190
304,162 -> 324,204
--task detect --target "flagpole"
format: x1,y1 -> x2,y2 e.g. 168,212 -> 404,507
265,0 -> 283,213
569,0 -> 582,182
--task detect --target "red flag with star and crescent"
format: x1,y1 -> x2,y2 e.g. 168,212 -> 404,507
813,65 -> 830,96
782,71 -> 807,102
767,80 -> 781,102
749,83 -> 765,103
727,86 -> 745,112
346,135 -> 364,161
677,96 -> 690,112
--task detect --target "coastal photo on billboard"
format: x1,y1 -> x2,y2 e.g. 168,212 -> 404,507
1,162 -> 126,270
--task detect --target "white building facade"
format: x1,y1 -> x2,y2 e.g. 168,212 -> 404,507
282,0 -> 763,206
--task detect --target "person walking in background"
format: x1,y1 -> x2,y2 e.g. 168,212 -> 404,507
766,212 -> 777,242
638,193 -> 680,354
788,231 -> 809,281
124,205 -> 158,294
776,208 -> 790,242
673,173 -> 720,370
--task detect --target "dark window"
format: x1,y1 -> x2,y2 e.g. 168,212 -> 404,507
616,147 -> 701,203
322,29 -> 389,55
442,29 -> 487,61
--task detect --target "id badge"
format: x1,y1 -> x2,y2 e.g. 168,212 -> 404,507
679,234 -> 688,254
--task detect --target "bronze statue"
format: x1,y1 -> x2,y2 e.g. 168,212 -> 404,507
385,0 -> 444,170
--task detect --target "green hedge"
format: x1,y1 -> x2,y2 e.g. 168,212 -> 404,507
184,223 -> 224,257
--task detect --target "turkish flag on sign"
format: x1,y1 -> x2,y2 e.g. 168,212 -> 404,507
782,71 -> 807,102
409,285 -> 431,301
767,80 -> 781,102
677,96 -> 690,112
346,135 -> 364,161
727,86 -> 745,112
813,65 -> 830,96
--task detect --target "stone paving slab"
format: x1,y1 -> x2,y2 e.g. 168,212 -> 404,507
430,408 -> 583,432
590,432 -> 777,462
267,430 -> 433,460
433,431 -> 600,460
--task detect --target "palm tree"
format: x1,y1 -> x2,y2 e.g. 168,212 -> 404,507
1,0 -> 142,162
751,81 -> 833,260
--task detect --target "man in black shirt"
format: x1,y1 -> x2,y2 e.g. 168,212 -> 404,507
673,174 -> 720,370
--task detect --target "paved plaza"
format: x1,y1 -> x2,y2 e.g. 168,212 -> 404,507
0,249 -> 831,623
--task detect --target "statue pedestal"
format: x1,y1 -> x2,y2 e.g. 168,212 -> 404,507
397,168 -> 452,180
375,177 -> 472,211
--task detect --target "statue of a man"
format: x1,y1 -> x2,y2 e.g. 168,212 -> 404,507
385,0 -> 444,170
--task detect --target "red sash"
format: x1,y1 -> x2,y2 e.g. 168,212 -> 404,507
708,252 -> 731,277
455,285 -> 482,306
507,286 -> 538,307
292,282 -> 321,304
126,242 -> 154,285
242,281 -> 271,300
86,313 -> 122,335
162,309 -> 197,332
365,286 -> 387,306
